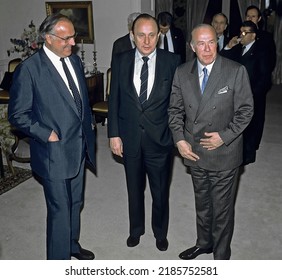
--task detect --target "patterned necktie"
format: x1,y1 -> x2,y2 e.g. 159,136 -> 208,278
164,34 -> 168,51
139,56 -> 149,105
201,67 -> 208,94
60,57 -> 82,118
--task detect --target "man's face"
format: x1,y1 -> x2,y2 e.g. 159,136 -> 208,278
245,8 -> 261,26
131,18 -> 160,56
159,24 -> 170,35
190,26 -> 217,66
239,26 -> 256,46
211,15 -> 227,36
45,19 -> 76,58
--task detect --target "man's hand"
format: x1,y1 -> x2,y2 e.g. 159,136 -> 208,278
176,140 -> 199,161
200,132 -> 224,150
110,137 -> 123,157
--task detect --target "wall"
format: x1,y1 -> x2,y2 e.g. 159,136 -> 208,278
0,0 -> 153,84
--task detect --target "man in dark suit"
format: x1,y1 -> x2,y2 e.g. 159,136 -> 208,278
245,5 -> 276,72
168,24 -> 253,259
111,12 -> 141,60
220,21 -> 272,165
211,12 -> 229,51
8,14 -> 96,260
108,13 -> 181,251
157,11 -> 186,63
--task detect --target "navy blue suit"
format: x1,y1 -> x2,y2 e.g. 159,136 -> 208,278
8,48 -> 96,259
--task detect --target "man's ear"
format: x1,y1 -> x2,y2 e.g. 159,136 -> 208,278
130,31 -> 134,41
190,43 -> 196,52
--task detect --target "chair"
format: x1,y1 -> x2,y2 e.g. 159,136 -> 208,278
8,58 -> 22,72
0,58 -> 22,104
92,68 -> 111,126
0,58 -> 30,177
0,104 -> 30,177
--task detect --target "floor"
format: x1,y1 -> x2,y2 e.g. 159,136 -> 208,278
0,84 -> 281,260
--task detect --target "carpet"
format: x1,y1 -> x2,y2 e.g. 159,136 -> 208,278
0,165 -> 32,195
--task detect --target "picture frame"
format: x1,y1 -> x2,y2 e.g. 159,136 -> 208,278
45,1 -> 94,43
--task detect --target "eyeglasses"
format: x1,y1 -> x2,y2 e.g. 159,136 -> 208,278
49,32 -> 78,42
240,31 -> 254,36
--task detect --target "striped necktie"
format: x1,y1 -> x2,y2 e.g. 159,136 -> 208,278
139,56 -> 149,106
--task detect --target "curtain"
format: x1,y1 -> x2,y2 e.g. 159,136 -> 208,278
237,0 -> 260,21
155,0 -> 173,16
186,0 -> 209,60
272,1 -> 282,84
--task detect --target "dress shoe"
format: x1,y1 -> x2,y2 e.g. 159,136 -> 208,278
179,246 -> 212,260
156,238 -> 169,251
71,248 -> 95,260
126,236 -> 140,247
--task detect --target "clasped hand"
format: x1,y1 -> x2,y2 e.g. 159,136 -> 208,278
176,132 -> 224,161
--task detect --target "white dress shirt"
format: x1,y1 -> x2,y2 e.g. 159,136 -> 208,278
43,44 -> 81,97
133,49 -> 156,98
159,30 -> 175,53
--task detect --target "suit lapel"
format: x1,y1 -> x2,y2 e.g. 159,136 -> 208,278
40,50 -> 82,119
196,56 -> 222,118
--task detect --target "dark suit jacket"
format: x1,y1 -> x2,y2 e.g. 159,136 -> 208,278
168,55 -> 254,171
159,27 -> 186,63
108,48 -> 181,157
111,33 -> 133,62
220,41 -> 273,96
8,49 -> 96,179
170,26 -> 186,63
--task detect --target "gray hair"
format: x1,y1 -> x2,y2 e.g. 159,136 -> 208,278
127,12 -> 141,31
190,24 -> 217,46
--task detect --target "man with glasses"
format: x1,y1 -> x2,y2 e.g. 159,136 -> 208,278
8,13 -> 96,260
221,20 -> 272,165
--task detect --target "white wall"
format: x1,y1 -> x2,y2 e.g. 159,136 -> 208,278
0,0 -> 153,82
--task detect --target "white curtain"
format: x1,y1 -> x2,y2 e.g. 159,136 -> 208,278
186,0 -> 209,60
155,0 -> 173,16
272,2 -> 282,84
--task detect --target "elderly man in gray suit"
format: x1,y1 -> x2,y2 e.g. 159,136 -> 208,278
168,24 -> 253,260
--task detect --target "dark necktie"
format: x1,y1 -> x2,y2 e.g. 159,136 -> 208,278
201,67 -> 208,93
241,46 -> 246,56
139,56 -> 149,105
164,34 -> 168,51
60,57 -> 82,118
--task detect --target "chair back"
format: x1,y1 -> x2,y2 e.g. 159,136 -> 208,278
8,58 -> 22,72
105,68 -> 111,99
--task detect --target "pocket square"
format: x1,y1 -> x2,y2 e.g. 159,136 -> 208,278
217,86 -> 229,94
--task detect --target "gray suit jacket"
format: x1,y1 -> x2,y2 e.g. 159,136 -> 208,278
8,49 -> 96,179
168,55 -> 253,171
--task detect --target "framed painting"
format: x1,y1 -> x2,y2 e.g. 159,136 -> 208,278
45,1 -> 94,43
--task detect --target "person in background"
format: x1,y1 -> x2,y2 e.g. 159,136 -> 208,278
211,12 -> 229,51
8,13 -> 96,260
245,5 -> 276,72
111,12 -> 141,60
108,13 -> 181,252
168,24 -> 253,260
157,11 -> 186,63
220,21 -> 272,165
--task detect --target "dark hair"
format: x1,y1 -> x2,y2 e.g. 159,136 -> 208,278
241,20 -> 258,34
245,5 -> 262,17
212,12 -> 229,25
157,11 -> 173,26
39,13 -> 72,40
131,13 -> 159,34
